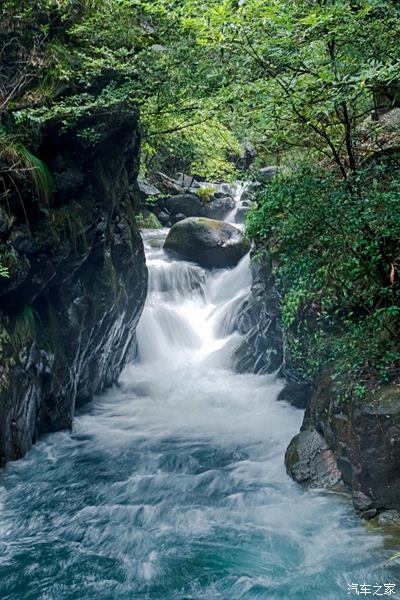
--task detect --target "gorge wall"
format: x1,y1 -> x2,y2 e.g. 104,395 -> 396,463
0,107 -> 147,464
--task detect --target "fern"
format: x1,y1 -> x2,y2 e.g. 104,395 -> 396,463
16,144 -> 53,204
0,130 -> 53,204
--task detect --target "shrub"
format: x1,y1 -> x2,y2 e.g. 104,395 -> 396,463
247,159 -> 400,382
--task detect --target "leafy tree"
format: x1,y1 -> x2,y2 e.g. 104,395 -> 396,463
181,0 -> 400,175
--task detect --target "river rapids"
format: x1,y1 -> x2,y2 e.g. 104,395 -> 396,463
0,213 -> 398,599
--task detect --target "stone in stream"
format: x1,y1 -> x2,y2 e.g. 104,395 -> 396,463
285,430 -> 343,489
164,217 -> 250,269
377,509 -> 400,526
164,193 -> 205,217
203,196 -> 236,220
277,381 -> 312,409
286,375 -> 400,514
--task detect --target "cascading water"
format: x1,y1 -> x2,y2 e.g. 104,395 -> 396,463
224,181 -> 250,225
0,216 -> 398,599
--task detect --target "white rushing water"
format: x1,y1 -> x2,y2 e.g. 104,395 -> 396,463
0,215 -> 397,600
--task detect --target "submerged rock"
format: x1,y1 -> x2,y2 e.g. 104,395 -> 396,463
164,217 -> 250,269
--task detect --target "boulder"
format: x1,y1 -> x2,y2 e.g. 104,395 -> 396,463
157,210 -> 171,226
164,217 -> 250,269
287,374 -> 400,513
138,211 -> 162,229
136,178 -> 161,204
257,166 -> 281,183
285,430 -> 343,489
278,381 -> 312,409
154,172 -> 201,195
164,193 -> 205,217
377,510 -> 400,526
203,196 -> 236,220
171,212 -> 187,224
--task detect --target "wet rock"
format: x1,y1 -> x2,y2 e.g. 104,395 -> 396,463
0,106 -> 148,464
157,210 -> 170,225
377,510 -> 400,526
232,251 -> 283,375
287,373 -> 400,512
164,193 -> 205,218
171,212 -> 187,224
359,509 -> 378,520
353,491 -> 374,512
164,217 -> 250,269
285,430 -> 342,488
203,196 -> 236,220
278,381 -> 311,409
139,211 -> 162,229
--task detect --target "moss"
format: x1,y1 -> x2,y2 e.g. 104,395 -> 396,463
136,212 -> 162,230
196,186 -> 216,202
48,208 -> 87,253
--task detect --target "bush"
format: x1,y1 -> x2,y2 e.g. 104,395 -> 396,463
247,160 -> 400,382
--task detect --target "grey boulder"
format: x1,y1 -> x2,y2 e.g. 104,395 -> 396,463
164,217 -> 250,269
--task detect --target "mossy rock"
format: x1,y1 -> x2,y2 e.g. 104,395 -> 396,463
164,216 -> 250,268
138,212 -> 162,230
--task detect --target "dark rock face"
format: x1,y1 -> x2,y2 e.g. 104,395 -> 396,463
0,108 -> 147,464
286,373 -> 400,513
164,217 -> 250,269
232,251 -> 283,375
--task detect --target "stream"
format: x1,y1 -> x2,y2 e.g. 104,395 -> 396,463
0,216 -> 398,599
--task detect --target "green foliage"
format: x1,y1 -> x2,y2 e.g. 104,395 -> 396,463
195,187 -> 216,202
0,265 -> 9,278
9,306 -> 40,352
1,0 -> 399,392
181,0 -> 400,174
247,159 -> 400,382
136,212 -> 162,230
0,130 -> 53,204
